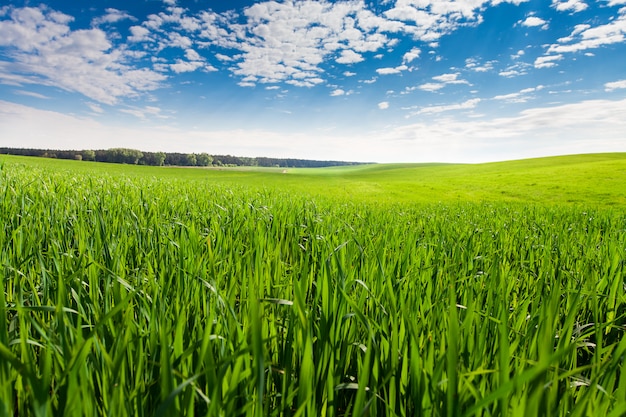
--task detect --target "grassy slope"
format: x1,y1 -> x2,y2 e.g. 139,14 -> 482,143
2,152 -> 625,207
2,153 -> 625,415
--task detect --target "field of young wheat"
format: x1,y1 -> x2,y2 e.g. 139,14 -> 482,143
1,157 -> 625,416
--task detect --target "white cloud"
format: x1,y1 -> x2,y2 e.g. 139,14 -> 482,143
418,72 -> 470,91
119,105 -> 164,119
402,47 -> 420,63
499,70 -> 521,77
0,1 -> 538,93
546,13 -> 626,54
499,61 -> 531,77
128,25 -> 151,42
14,90 -> 49,99
376,65 -> 408,75
87,102 -> 104,113
551,0 -> 588,13
465,58 -> 495,72
330,89 -> 345,96
170,60 -> 205,73
534,54 -> 563,68
520,16 -> 549,29
218,1 -> 398,87
343,71 -> 356,77
184,49 -> 201,61
491,0 -> 529,5
385,0 -> 529,42
336,50 -> 364,64
92,8 -> 135,26
605,80 -> 626,91
215,53 -> 233,62
0,6 -> 165,104
378,101 -> 389,109
432,73 -> 466,84
419,82 -> 445,92
166,32 -> 193,49
493,85 -> 543,103
413,98 -> 481,115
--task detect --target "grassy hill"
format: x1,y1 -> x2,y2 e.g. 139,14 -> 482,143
3,152 -> 625,207
1,152 -> 625,416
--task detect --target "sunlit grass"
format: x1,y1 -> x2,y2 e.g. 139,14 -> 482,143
0,155 -> 625,416
3,153 -> 626,207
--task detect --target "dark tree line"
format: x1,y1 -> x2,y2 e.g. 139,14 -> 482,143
0,147 -> 369,168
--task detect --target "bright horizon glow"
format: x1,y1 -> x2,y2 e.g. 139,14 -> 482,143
1,0 -> 625,163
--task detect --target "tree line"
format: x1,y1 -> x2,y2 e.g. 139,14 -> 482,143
0,147 -> 368,168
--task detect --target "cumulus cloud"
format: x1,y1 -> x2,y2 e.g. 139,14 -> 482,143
336,50 -> 365,64
419,82 -> 446,92
92,8 -> 135,26
330,89 -> 345,96
465,58 -> 495,72
0,0 -> 538,95
534,55 -> 562,68
385,0 -> 530,41
0,6 -> 165,105
170,60 -> 205,73
551,0 -> 588,13
376,65 -> 408,75
402,47 -> 420,63
418,72 -> 470,91
493,85 -> 544,103
520,16 -> 549,29
499,61 -> 532,77
127,0 -> 531,88
128,25 -> 151,42
432,73 -> 466,83
218,1 -> 398,87
605,80 -> 626,91
545,11 -> 626,54
378,101 -> 389,109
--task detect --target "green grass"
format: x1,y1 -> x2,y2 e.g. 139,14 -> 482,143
0,154 -> 625,416
4,152 -> 625,206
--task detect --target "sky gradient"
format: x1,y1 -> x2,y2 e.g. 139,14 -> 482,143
1,0 -> 625,163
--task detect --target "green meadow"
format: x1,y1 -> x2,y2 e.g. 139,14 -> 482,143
1,153 -> 625,416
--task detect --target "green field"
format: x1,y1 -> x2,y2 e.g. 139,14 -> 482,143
1,154 -> 625,416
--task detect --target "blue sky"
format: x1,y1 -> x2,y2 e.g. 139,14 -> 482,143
1,0 -> 625,163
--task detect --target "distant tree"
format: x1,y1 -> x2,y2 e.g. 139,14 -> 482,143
154,152 -> 166,166
107,148 -> 143,164
143,151 -> 166,166
74,154 -> 82,161
164,153 -> 185,166
82,150 -> 96,161
196,153 -> 213,166
185,153 -> 197,166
